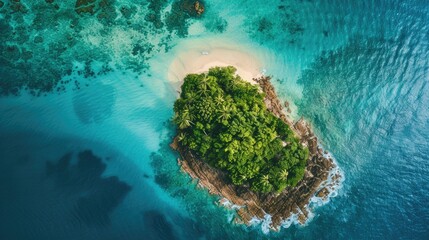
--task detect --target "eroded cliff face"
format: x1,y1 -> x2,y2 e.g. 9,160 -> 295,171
171,76 -> 341,230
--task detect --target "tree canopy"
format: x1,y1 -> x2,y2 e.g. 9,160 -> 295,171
173,66 -> 308,193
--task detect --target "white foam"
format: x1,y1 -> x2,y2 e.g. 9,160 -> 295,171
249,214 -> 273,234
281,213 -> 299,229
246,151 -> 344,232
220,198 -> 242,210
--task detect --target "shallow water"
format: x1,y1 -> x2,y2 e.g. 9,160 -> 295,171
1,0 -> 428,239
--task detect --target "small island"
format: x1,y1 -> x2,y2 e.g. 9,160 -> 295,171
171,66 -> 341,230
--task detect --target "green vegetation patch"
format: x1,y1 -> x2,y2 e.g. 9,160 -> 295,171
173,67 -> 308,193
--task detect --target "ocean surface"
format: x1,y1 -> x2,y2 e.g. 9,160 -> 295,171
1,0 -> 428,239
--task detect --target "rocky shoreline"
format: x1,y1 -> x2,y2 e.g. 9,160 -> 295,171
171,76 -> 342,230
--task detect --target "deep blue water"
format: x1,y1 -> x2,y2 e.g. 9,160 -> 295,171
1,0 -> 428,239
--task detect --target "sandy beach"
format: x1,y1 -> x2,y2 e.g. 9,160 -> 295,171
167,38 -> 266,85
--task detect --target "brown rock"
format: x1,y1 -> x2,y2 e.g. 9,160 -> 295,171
170,137 -> 179,150
332,173 -> 341,182
298,213 -> 306,224
311,176 -> 323,188
321,158 -> 332,169
304,169 -> 314,178
308,137 -> 318,155
294,118 -> 308,136
284,101 -> 289,108
194,1 -> 204,15
316,187 -> 329,199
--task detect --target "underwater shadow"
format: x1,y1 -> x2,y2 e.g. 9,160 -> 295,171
46,149 -> 131,227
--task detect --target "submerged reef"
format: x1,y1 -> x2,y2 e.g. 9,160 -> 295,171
165,0 -> 206,37
171,67 -> 341,230
0,0 -> 206,96
245,3 -> 304,45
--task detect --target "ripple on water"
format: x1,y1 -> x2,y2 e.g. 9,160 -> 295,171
73,82 -> 116,124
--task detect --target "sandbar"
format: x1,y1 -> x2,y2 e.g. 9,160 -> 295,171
167,38 -> 266,85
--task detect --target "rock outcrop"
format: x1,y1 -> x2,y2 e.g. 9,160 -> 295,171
172,76 -> 341,230
194,1 -> 204,15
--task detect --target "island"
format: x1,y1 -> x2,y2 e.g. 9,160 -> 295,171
170,66 -> 341,230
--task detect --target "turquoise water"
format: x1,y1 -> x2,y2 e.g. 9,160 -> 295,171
1,0 -> 428,239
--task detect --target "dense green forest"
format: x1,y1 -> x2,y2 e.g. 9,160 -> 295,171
173,66 -> 308,193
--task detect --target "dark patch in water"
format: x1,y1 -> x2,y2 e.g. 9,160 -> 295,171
46,152 -> 73,177
171,188 -> 189,198
145,0 -> 168,29
323,30 -> 329,37
74,0 -> 117,26
83,60 -> 96,78
154,173 -> 173,189
0,1 -> 80,96
75,175 -> 131,227
129,0 -> 208,49
46,150 -> 131,227
151,152 -> 177,190
142,210 -> 177,240
204,16 -> 228,33
120,5 -> 137,19
257,17 -> 273,33
0,0 -> 196,96
247,3 -> 304,45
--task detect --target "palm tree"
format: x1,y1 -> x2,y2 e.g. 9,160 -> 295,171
217,159 -> 228,168
225,140 -> 240,159
182,107 -> 193,120
217,105 -> 231,123
178,117 -> 191,129
177,132 -> 186,142
239,174 -> 247,182
198,75 -> 215,96
214,94 -> 224,106
224,77 -> 235,91
261,174 -> 270,186
279,169 -> 289,181
198,83 -> 209,96
185,91 -> 197,102
177,108 -> 193,129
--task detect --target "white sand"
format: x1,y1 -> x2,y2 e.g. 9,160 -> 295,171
167,38 -> 266,85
